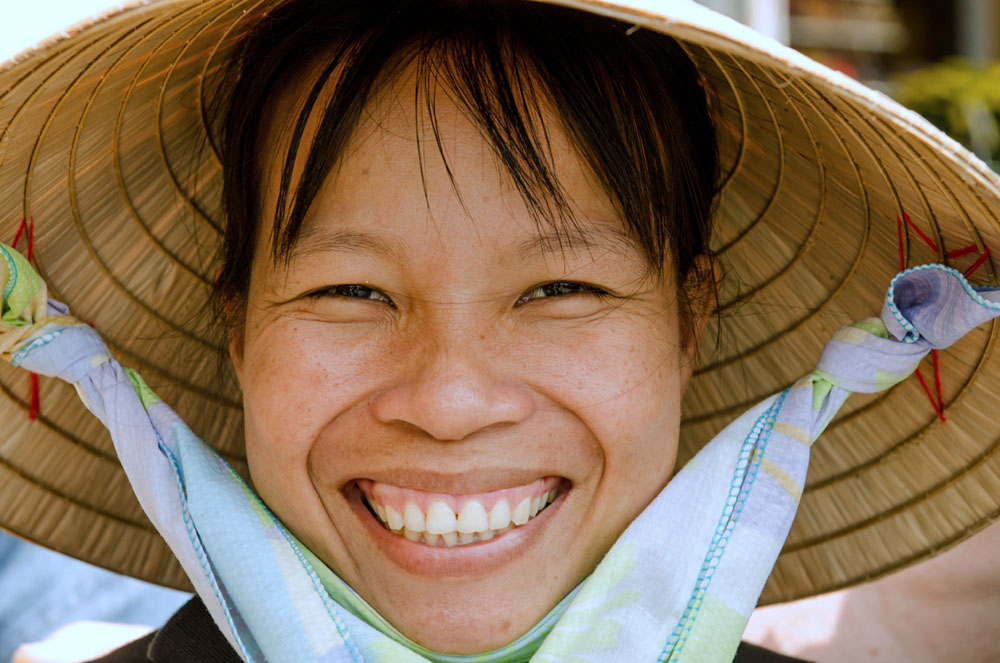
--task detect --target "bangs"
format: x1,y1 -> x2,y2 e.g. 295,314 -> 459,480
214,0 -> 718,316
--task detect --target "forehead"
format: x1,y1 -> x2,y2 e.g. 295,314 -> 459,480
266,63 -> 632,263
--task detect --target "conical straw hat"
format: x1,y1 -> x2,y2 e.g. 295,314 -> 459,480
1,0 -> 999,604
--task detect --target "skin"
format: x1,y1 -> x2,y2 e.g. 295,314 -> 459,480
230,66 -> 710,653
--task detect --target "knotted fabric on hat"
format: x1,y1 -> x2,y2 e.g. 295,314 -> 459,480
3,240 -> 998,663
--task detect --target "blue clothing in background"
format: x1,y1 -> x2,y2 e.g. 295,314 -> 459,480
0,531 -> 190,662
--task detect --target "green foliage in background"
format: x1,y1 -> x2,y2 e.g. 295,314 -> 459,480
891,59 -> 1000,169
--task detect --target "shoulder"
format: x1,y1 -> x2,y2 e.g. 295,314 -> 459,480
736,641 -> 814,663
86,598 -> 241,663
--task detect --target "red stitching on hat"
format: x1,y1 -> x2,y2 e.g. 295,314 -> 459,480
946,244 -> 979,260
914,352 -> 946,423
897,212 -> 947,422
29,373 -> 39,420
11,219 -> 25,251
963,247 -> 990,278
10,218 -> 40,420
902,211 -> 937,253
898,210 -> 993,423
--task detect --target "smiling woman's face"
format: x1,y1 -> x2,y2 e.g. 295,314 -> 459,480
231,68 -> 697,653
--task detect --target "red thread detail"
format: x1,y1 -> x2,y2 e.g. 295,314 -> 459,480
931,349 -> 945,419
10,217 -> 26,249
11,218 -> 41,421
897,210 -> 948,422
963,247 -> 990,278
10,217 -> 35,258
29,373 -> 39,420
903,211 -> 938,252
946,244 -> 979,260
914,368 -> 946,422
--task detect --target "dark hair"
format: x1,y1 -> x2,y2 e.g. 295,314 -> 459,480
211,0 -> 718,339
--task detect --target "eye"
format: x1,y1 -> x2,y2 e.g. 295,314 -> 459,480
516,281 -> 608,306
307,284 -> 396,308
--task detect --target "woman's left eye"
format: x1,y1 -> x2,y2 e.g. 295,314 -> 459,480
516,281 -> 607,306
307,284 -> 395,307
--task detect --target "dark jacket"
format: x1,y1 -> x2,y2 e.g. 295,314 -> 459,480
90,598 -> 811,663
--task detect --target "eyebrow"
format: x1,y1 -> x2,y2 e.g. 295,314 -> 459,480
515,223 -> 633,260
288,226 -> 405,261
287,219 -> 633,262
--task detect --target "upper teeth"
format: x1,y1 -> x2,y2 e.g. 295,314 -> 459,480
365,487 -> 559,547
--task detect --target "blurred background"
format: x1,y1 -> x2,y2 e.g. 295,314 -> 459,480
699,0 -> 1000,170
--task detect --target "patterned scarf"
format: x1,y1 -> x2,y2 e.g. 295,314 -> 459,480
3,241 -> 996,663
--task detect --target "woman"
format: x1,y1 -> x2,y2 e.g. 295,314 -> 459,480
2,1 -> 999,662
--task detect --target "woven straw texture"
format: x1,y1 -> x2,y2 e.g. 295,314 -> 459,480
1,0 -> 999,604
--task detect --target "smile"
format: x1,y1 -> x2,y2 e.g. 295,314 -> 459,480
357,477 -> 562,547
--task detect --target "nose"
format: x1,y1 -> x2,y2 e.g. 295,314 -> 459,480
369,335 -> 534,441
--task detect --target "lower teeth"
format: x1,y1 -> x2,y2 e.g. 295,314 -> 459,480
391,525 -> 516,547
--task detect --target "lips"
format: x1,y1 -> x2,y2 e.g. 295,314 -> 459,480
357,477 -> 563,547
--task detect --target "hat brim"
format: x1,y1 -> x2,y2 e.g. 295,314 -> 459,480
1,0 -> 999,602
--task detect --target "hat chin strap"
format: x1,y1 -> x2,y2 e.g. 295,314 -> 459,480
3,243 -> 998,663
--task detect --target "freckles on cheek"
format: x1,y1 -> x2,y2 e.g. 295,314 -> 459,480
243,321 -> 391,457
243,330 -> 327,459
572,338 -> 682,459
553,341 -> 670,412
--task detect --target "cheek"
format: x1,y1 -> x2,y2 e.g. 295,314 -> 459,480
498,316 -> 686,510
517,318 -> 685,487
528,320 -> 683,427
239,319 -> 394,478
522,319 -> 684,555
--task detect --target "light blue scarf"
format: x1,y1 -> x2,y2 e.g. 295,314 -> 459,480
2,242 -> 996,663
